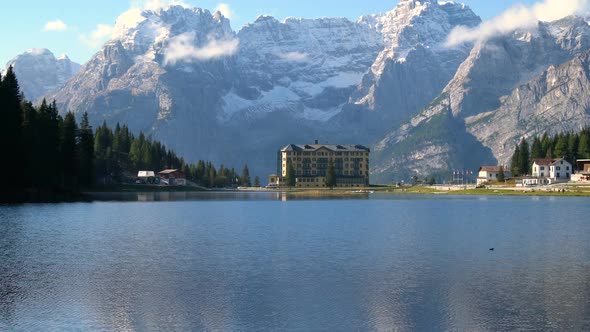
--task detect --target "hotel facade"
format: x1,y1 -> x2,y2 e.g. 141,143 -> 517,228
271,142 -> 370,187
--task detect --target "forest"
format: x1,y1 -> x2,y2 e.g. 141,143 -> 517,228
0,67 -> 251,202
510,129 -> 590,177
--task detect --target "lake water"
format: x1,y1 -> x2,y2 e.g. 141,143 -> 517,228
1,193 -> 589,331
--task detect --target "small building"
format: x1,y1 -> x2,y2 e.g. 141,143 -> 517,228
137,171 -> 156,184
572,159 -> 590,182
532,158 -> 572,184
158,169 -> 187,186
268,174 -> 281,187
477,166 -> 510,185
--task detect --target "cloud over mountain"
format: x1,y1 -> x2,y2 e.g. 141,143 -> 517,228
446,0 -> 589,47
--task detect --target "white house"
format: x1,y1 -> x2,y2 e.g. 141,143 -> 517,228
137,171 -> 156,184
531,158 -> 572,184
477,166 -> 510,185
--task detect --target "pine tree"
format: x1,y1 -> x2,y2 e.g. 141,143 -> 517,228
78,112 -> 95,188
541,133 -> 552,158
579,132 -> 590,159
568,134 -> 579,162
286,161 -> 296,188
497,166 -> 505,182
61,112 -> 79,191
554,135 -> 569,159
0,66 -> 24,199
531,137 -> 544,159
254,176 -> 261,187
241,164 -> 251,187
325,162 -> 336,189
519,138 -> 530,176
510,145 -> 521,177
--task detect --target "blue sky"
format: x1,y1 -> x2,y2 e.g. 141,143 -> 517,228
1,0 -> 540,66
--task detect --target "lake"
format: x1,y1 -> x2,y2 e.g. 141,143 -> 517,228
1,193 -> 589,331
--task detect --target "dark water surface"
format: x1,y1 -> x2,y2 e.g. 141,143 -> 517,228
1,193 -> 589,331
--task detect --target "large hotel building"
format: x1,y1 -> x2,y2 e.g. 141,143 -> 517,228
270,142 -> 370,187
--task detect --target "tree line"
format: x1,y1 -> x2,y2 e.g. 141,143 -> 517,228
0,67 -> 254,201
510,128 -> 590,176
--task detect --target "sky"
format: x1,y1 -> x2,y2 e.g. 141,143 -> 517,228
0,0 -> 555,66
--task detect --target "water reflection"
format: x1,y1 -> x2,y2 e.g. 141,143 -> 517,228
0,196 -> 589,330
91,191 -> 372,202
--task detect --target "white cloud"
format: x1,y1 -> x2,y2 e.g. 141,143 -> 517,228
277,51 -> 310,62
446,0 -> 590,47
44,20 -> 68,32
164,32 -> 239,65
79,24 -> 115,48
214,3 -> 234,19
79,0 -> 188,49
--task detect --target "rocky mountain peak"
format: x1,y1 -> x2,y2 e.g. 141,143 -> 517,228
3,48 -> 80,101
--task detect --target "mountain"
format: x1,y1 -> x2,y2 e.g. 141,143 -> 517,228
32,1 -> 590,182
371,16 -> 590,182
338,0 -> 481,137
2,49 -> 80,101
44,1 -> 481,178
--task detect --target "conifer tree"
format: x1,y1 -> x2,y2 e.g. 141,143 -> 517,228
286,161 -> 296,188
554,135 -> 569,159
326,162 -> 336,189
510,145 -> 521,177
254,176 -> 261,187
531,137 -> 544,159
497,166 -> 505,182
0,66 -> 24,198
519,138 -> 530,176
241,164 -> 251,187
61,112 -> 79,191
78,112 -> 95,188
579,133 -> 590,159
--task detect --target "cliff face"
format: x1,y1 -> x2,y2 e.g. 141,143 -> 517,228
468,51 -> 590,165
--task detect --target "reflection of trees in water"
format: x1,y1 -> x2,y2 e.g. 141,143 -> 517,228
0,207 -> 28,326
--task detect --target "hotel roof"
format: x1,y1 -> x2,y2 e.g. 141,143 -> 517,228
281,144 -> 370,152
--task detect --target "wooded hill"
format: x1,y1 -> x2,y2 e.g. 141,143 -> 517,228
0,67 -> 249,202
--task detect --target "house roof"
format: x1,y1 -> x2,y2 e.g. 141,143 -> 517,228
138,171 -> 155,177
158,169 -> 181,174
533,158 -> 569,166
281,144 -> 370,152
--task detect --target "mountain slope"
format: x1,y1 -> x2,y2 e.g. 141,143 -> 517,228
468,50 -> 590,164
3,49 -> 80,101
371,16 -> 590,182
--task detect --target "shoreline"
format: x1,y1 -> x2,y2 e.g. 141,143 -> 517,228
89,184 -> 590,198
4,184 -> 590,204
